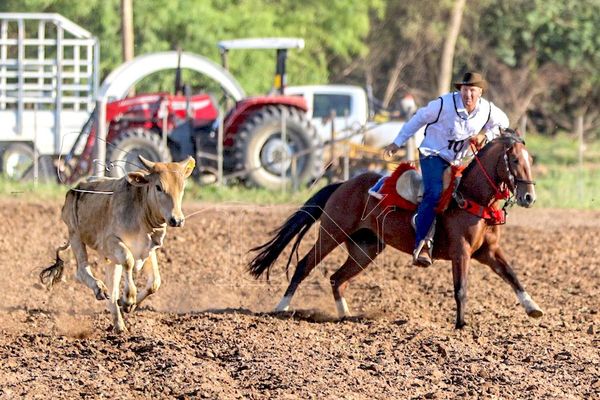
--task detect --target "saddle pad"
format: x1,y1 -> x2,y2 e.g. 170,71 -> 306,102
378,162 -> 465,213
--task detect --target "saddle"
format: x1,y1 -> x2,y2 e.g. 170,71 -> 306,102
376,162 -> 465,213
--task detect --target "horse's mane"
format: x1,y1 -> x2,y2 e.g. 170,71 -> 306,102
462,128 -> 524,177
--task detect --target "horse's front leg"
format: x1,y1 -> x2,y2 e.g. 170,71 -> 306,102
473,244 -> 543,318
451,249 -> 471,329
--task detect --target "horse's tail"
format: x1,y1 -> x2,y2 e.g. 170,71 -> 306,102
247,182 -> 344,280
39,242 -> 71,288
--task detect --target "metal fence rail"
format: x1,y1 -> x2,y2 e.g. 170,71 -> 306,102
0,13 -> 99,146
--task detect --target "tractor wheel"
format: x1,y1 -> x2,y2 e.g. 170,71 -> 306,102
233,106 -> 323,190
107,128 -> 171,177
1,143 -> 35,180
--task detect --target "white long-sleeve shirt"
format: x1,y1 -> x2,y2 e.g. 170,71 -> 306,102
393,92 -> 509,164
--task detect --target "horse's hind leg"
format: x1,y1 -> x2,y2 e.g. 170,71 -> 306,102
330,229 -> 384,318
275,228 -> 343,312
473,237 -> 543,318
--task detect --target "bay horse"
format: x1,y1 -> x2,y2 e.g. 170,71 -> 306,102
247,130 -> 543,328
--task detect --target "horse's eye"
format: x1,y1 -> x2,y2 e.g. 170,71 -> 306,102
156,184 -> 163,192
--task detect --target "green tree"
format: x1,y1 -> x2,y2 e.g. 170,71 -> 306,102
1,0 -> 381,96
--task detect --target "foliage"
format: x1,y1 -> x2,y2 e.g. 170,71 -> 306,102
1,0 -> 382,95
1,0 -> 597,136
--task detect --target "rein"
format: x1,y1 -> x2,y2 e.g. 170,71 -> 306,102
452,141 -> 520,225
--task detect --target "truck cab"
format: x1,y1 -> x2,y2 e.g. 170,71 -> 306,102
284,84 -> 423,153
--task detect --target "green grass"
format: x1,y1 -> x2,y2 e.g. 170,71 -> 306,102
524,132 -> 600,208
0,177 -> 320,205
525,132 -> 600,166
184,181 -> 324,204
532,165 -> 600,209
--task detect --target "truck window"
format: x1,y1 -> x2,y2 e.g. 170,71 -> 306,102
313,94 -> 351,119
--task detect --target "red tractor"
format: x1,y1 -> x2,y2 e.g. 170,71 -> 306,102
63,39 -> 322,190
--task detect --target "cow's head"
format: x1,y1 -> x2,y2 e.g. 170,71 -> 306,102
127,156 -> 195,227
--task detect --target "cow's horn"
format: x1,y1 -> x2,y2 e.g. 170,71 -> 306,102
138,155 -> 156,170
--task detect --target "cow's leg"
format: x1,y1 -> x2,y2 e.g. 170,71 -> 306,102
473,243 -> 543,318
106,237 -> 137,313
105,263 -> 126,333
330,230 -> 383,318
135,249 -> 161,307
71,234 -> 109,300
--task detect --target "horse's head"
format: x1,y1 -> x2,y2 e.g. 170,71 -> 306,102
496,129 -> 536,208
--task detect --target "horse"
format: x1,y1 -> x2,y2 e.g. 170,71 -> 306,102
247,129 -> 543,328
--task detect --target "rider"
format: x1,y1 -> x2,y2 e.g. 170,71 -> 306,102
382,72 -> 509,267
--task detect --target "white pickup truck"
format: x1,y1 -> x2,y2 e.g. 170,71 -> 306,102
284,84 -> 423,155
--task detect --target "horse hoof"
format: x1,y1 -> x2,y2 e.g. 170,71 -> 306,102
527,308 -> 544,318
455,321 -> 467,329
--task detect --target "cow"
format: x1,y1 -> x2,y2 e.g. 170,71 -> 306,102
40,155 -> 195,333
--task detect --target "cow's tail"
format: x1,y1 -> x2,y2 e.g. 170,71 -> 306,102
39,242 -> 71,288
247,182 -> 343,280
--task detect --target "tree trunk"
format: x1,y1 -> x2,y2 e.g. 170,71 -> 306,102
121,0 -> 135,96
121,0 -> 134,63
437,0 -> 466,95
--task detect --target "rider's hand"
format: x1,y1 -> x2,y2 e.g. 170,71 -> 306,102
383,143 -> 400,158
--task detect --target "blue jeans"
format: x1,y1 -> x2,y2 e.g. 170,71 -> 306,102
415,154 -> 449,247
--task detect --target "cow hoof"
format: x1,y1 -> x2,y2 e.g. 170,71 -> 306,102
527,308 -> 544,318
113,324 -> 128,334
123,303 -> 136,313
93,280 -> 110,300
117,298 -> 136,313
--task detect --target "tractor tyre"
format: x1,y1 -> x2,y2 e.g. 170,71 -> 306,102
233,105 -> 323,190
1,142 -> 35,180
107,128 -> 171,177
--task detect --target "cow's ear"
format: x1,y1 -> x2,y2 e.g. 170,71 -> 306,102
127,171 -> 150,186
181,156 -> 196,178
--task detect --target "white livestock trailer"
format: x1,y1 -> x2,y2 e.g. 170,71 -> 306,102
0,13 -> 99,181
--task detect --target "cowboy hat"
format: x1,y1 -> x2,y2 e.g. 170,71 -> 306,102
454,72 -> 487,91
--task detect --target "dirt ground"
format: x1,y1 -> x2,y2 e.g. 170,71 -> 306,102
0,197 -> 598,399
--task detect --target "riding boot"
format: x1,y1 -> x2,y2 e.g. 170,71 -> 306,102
413,219 -> 436,267
413,240 -> 432,267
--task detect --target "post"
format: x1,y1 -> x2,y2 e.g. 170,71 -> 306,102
291,156 -> 298,192
577,114 -> 584,168
576,114 -> 584,201
519,115 -> 527,138
33,103 -> 38,186
343,109 -> 350,180
329,109 -> 336,164
94,99 -> 107,177
281,107 -> 287,192
217,110 -> 224,186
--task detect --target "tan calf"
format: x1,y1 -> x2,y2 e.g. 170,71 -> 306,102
41,155 -> 195,333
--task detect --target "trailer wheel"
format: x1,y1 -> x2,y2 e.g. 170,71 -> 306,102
1,143 -> 35,181
107,128 -> 172,177
233,106 -> 323,190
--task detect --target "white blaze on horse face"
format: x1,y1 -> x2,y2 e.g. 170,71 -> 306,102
521,148 -> 536,200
